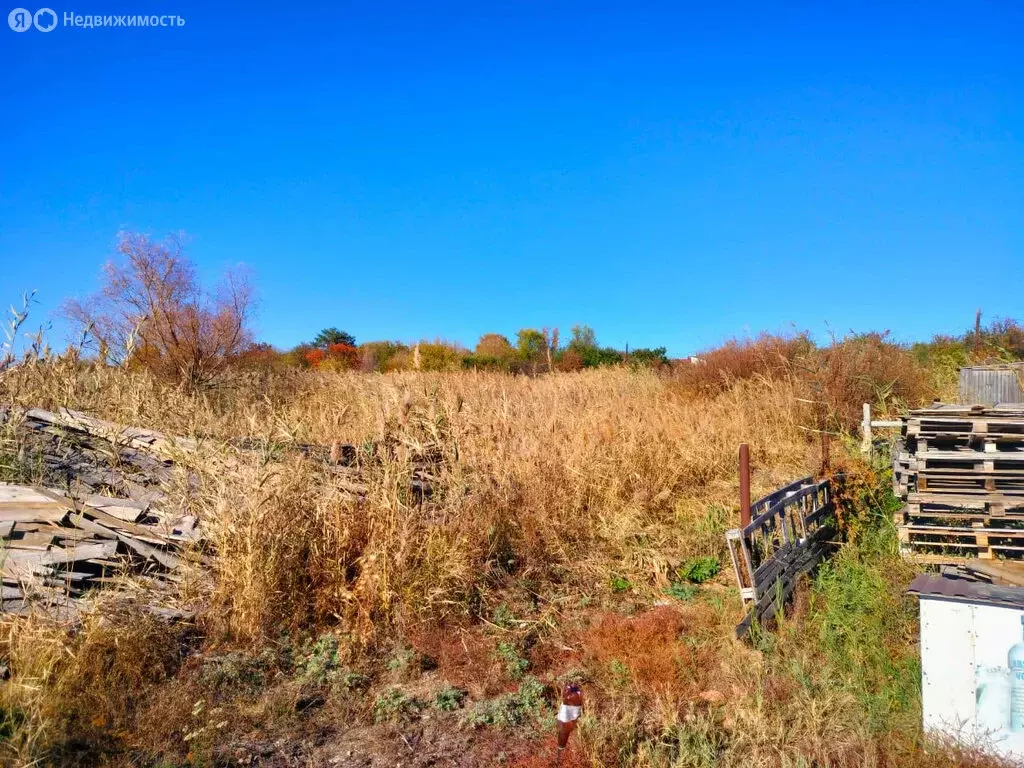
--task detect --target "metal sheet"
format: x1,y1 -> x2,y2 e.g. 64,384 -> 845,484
921,599 -> 976,735
917,594 -> 1024,759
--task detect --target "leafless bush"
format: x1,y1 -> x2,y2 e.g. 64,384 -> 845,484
62,232 -> 254,389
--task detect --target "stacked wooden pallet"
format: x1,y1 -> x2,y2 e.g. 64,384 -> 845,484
894,403 -> 1024,560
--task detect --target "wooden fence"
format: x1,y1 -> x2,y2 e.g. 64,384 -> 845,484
726,475 -> 840,637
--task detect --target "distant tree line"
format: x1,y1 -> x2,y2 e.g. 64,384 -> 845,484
56,232 -> 1024,392
237,324 -> 669,374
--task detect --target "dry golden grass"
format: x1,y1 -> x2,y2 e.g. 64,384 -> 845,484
0,361 -> 988,767
3,363 -> 816,640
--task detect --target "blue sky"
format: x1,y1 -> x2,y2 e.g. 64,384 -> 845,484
1,1 -> 1021,356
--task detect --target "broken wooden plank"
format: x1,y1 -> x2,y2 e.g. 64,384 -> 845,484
5,530 -> 56,549
41,541 -> 120,566
112,532 -> 181,571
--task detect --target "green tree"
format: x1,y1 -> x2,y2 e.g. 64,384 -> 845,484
579,346 -> 623,367
568,324 -> 597,351
313,327 -> 356,348
359,341 -> 407,372
629,347 -> 669,368
416,341 -> 466,371
516,329 -> 548,372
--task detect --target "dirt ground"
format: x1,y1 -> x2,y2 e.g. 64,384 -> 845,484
219,718 -> 555,767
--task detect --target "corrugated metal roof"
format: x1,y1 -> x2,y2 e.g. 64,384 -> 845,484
907,573 -> 1024,610
959,365 -> 1024,405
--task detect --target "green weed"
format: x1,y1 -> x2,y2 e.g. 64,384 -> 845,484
465,676 -> 548,728
434,685 -> 467,711
610,575 -> 632,593
676,556 -> 720,584
664,582 -> 698,601
372,687 -> 425,723
492,603 -> 517,629
495,641 -> 529,680
198,649 -> 276,696
295,634 -> 342,685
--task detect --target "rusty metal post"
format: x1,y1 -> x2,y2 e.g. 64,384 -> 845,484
739,443 -> 751,528
820,431 -> 831,476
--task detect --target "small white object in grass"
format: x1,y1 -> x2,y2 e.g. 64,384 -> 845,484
557,704 -> 582,723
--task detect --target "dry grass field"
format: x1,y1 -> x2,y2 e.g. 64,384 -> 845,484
0,354 -> 1012,767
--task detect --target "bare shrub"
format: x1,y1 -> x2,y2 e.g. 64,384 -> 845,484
62,232 -> 254,388
673,331 -> 934,432
811,331 -> 935,430
672,333 -> 813,395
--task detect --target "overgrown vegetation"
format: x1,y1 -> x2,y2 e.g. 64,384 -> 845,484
2,267 -> 1022,764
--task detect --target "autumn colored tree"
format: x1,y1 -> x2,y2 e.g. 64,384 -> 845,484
416,340 -> 466,371
465,333 -> 519,371
323,342 -> 359,370
62,232 -> 254,388
971,318 -> 1024,361
556,348 -> 585,372
233,342 -> 284,372
304,348 -> 326,368
475,333 -> 515,359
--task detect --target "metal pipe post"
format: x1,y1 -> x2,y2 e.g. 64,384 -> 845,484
739,443 -> 751,528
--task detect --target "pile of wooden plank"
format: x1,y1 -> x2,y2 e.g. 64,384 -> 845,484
0,406 -> 182,502
0,403 -> 441,619
0,484 -> 197,618
0,406 -> 203,618
894,403 -> 1024,561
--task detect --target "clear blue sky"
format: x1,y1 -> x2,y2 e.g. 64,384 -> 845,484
2,1 -> 1021,356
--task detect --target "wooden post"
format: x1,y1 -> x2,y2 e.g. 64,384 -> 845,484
739,444 -> 751,529
974,308 -> 982,357
860,403 -> 872,454
820,431 -> 831,476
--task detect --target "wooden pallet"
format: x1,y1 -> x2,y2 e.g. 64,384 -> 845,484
903,497 -> 1024,521
910,450 -> 1024,469
910,437 -> 1024,457
898,502 -> 1024,559
901,529 -> 1024,560
908,404 -> 1024,419
908,421 -> 1024,438
727,477 -> 839,638
912,468 -> 1024,492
